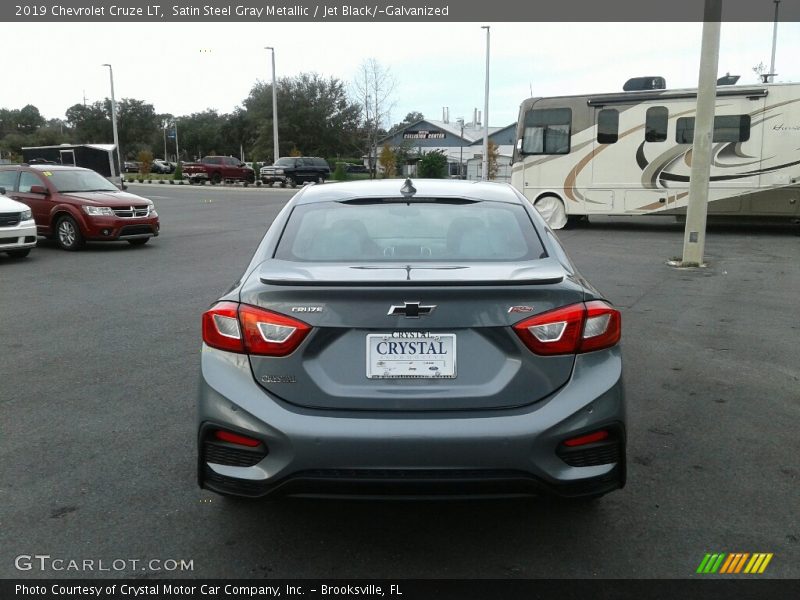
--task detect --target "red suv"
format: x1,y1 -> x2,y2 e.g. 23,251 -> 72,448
0,164 -> 160,251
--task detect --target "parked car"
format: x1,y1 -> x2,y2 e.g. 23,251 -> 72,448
124,161 -> 141,173
0,164 -> 160,250
151,159 -> 174,174
260,157 -> 330,187
345,163 -> 370,174
0,183 -> 37,258
198,179 -> 625,500
183,156 -> 255,184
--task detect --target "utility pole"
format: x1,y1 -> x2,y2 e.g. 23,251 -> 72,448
481,26 -> 490,181
769,0 -> 781,83
680,0 -> 722,267
265,47 -> 279,163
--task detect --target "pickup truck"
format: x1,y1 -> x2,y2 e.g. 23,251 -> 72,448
182,156 -> 255,184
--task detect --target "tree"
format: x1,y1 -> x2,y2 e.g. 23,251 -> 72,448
65,101 -> 111,143
15,105 -> 46,134
115,98 -> 160,158
417,150 -> 448,178
389,111 -> 424,134
244,74 -> 362,163
178,109 -> 225,160
487,141 -> 500,180
378,143 -> 397,178
353,59 -> 395,179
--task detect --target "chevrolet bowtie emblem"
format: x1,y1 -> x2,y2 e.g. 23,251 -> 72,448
387,302 -> 436,318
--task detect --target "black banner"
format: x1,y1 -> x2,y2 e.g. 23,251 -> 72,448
3,579 -> 800,600
3,0 -> 800,22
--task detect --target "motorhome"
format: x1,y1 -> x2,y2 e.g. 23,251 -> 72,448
510,80 -> 800,228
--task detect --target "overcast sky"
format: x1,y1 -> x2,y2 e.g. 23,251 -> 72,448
6,21 -> 800,127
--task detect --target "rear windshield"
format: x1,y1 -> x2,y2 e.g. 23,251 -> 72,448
274,200 -> 546,262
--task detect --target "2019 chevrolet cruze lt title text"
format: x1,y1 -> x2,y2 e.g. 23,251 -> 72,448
198,179 -> 625,500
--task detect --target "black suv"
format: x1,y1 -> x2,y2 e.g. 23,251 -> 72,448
260,157 -> 330,187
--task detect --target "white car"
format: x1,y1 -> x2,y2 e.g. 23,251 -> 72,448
0,187 -> 37,258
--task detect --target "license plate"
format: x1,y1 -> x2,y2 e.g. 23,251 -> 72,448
366,333 -> 456,379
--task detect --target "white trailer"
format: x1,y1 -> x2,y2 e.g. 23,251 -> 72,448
510,82 -> 800,228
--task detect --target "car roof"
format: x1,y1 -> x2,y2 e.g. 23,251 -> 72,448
27,164 -> 93,172
292,179 -> 524,205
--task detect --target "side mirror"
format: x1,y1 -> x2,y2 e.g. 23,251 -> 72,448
29,185 -> 49,195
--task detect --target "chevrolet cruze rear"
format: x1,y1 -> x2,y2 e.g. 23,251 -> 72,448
198,179 -> 625,500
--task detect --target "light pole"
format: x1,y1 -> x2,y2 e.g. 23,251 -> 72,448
481,26 -> 490,181
769,0 -> 781,83
101,64 -> 122,181
265,46 -> 279,163
162,119 -> 169,160
679,0 -> 721,267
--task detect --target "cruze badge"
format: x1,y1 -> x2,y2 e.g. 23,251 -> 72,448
388,302 -> 436,318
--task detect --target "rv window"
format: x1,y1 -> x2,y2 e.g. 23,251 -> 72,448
713,115 -> 751,142
521,108 -> 571,155
645,107 -> 668,142
597,109 -> 619,144
676,115 -> 751,144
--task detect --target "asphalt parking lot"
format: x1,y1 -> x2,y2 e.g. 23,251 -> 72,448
1,183 -> 798,579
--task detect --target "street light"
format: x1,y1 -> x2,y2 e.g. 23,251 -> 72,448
101,64 -> 122,182
769,0 -> 781,83
481,26 -> 490,181
265,46 -> 279,163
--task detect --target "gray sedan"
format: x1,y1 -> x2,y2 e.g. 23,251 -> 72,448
198,179 -> 625,500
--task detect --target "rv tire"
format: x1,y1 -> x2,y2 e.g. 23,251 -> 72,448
534,195 -> 568,230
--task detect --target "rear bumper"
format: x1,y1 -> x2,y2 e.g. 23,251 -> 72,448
198,345 -> 626,499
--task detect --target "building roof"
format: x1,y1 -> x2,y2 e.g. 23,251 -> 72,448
380,119 -> 506,145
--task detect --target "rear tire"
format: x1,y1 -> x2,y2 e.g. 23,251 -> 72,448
7,248 -> 31,258
534,195 -> 568,230
211,172 -> 222,185
127,238 -> 149,246
56,215 -> 85,251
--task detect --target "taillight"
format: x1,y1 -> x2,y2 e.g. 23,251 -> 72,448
202,301 -> 244,353
580,300 -> 621,353
513,301 -> 620,356
238,304 -> 311,356
202,302 -> 311,357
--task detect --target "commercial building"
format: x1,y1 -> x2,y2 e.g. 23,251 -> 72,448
374,109 -> 516,182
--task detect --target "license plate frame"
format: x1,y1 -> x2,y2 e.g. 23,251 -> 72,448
366,333 -> 457,379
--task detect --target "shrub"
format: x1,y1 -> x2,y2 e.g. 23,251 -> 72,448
256,180 -> 262,187
173,161 -> 183,180
333,162 -> 347,181
417,150 -> 448,178
137,150 -> 154,176
158,179 -> 165,184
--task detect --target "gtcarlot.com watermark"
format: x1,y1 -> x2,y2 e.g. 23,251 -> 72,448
15,554 -> 194,573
